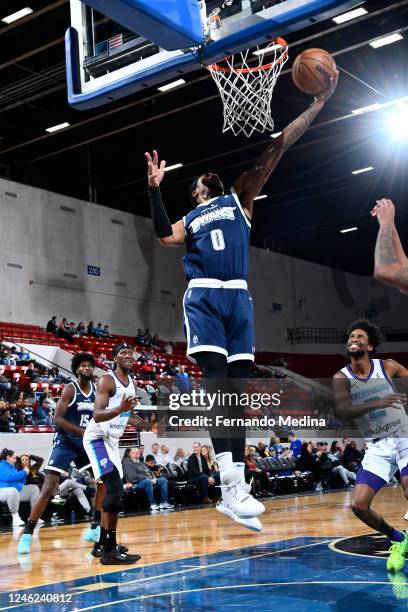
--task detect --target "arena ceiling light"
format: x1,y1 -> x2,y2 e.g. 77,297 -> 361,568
340,227 -> 358,234
351,103 -> 381,115
45,122 -> 70,133
270,132 -> 282,138
332,7 -> 368,24
254,194 -> 267,200
369,33 -> 403,49
157,79 -> 186,92
385,104 -> 408,141
351,166 -> 374,175
2,7 -> 33,23
163,163 -> 183,172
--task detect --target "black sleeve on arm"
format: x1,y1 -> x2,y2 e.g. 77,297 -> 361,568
148,186 -> 173,238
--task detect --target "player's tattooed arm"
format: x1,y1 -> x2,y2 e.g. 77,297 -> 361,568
233,73 -> 338,218
54,383 -> 84,437
373,199 -> 408,291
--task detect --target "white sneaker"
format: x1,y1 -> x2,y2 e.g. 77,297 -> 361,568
159,502 -> 174,510
220,475 -> 265,518
37,518 -> 45,525
216,501 -> 263,532
150,503 -> 160,511
403,511 -> 408,521
12,514 -> 25,527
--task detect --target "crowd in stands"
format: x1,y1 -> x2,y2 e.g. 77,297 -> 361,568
46,316 -> 112,344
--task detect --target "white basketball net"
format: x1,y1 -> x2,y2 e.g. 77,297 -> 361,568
207,38 -> 289,138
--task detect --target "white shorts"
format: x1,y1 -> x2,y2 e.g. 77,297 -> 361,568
361,438 -> 408,483
83,432 -> 123,479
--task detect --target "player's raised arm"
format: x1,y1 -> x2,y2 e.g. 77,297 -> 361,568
145,150 -> 185,247
54,383 -> 83,437
372,199 -> 408,292
94,375 -> 137,422
233,72 -> 338,219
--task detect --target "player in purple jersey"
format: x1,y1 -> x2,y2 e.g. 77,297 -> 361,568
146,72 -> 338,531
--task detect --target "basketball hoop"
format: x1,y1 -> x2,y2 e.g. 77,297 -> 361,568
206,37 -> 289,138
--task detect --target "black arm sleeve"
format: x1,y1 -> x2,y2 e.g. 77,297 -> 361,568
148,186 -> 173,238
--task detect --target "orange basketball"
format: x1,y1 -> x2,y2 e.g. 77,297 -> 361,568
292,48 -> 337,95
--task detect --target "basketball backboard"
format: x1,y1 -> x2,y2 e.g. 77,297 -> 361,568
66,0 -> 360,110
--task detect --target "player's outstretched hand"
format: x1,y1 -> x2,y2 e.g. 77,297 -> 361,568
314,70 -> 339,105
374,393 -> 407,409
145,150 -> 166,188
370,198 -> 396,226
118,393 -> 138,414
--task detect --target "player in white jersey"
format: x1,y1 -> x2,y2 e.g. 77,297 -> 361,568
83,343 -> 154,565
333,319 -> 408,571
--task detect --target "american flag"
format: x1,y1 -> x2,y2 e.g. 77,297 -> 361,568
95,33 -> 123,55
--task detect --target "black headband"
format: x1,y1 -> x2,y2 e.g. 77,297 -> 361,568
113,342 -> 131,356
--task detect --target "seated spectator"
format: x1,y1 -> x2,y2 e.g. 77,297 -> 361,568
17,454 -> 44,488
281,446 -> 291,457
270,436 -> 284,456
102,325 -> 111,338
94,323 -> 104,338
9,401 -> 25,429
150,334 -> 161,349
8,346 -> 20,364
164,359 -> 177,377
69,322 -> 77,336
46,316 -> 58,334
25,361 -> 46,383
164,342 -> 173,355
87,321 -> 96,336
138,445 -> 145,462
187,442 -> 217,503
17,348 -> 30,363
0,448 -> 42,526
244,445 -> 269,495
0,365 -> 11,392
201,445 -> 220,479
151,443 -> 162,464
0,408 -> 15,432
288,432 -> 302,458
21,399 -> 34,425
123,448 -> 174,511
157,444 -> 171,466
49,367 -> 69,384
58,470 -> 93,517
0,345 -> 16,366
173,448 -> 187,466
36,399 -> 53,426
257,442 -> 270,458
76,322 -> 86,336
343,440 -> 364,472
122,448 -> 132,465
144,329 -> 153,344
298,442 -> 322,484
58,318 -> 74,343
326,448 -> 356,487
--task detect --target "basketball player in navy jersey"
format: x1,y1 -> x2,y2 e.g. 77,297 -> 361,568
18,353 -> 98,554
333,319 -> 408,571
146,72 -> 338,531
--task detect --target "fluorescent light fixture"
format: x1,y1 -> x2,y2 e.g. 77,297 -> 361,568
163,163 -> 183,172
340,227 -> 358,234
369,33 -> 403,49
157,79 -> 186,92
351,166 -> 374,175
351,103 -> 381,115
332,7 -> 367,24
1,7 -> 33,23
45,122 -> 70,133
254,194 -> 267,200
253,43 -> 284,57
270,131 -> 282,138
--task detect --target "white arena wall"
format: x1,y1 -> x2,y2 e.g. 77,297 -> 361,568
0,177 -> 407,354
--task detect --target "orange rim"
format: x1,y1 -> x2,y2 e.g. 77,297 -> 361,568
206,37 -> 288,73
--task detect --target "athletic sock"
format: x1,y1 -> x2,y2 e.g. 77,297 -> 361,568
391,529 -> 405,543
216,451 -> 237,483
93,509 -> 101,523
99,526 -> 106,546
23,520 -> 37,535
104,529 -> 117,552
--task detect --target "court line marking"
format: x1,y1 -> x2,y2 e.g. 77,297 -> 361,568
0,538 -> 332,610
329,535 -> 393,560
1,534 -> 313,594
69,579 -> 404,611
62,540 -> 334,612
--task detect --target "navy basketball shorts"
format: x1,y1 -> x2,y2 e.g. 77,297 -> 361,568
45,433 -> 91,475
183,282 -> 255,363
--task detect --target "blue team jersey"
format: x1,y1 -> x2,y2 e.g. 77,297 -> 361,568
183,190 -> 251,281
56,380 -> 95,441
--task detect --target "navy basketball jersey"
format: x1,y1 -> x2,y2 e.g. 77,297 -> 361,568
57,380 -> 96,440
183,190 -> 251,281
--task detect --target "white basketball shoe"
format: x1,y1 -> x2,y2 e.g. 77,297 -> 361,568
216,463 -> 264,531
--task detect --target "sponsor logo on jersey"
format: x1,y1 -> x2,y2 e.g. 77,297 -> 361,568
76,401 -> 94,412
190,206 -> 236,233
